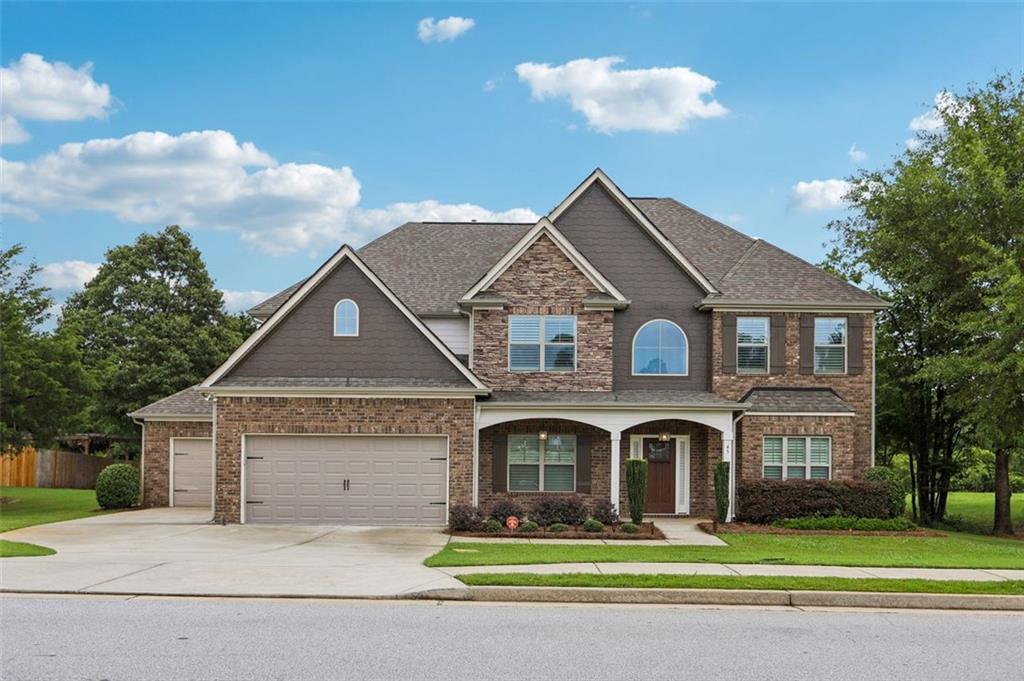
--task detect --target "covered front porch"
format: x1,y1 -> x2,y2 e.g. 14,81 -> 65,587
474,392 -> 746,520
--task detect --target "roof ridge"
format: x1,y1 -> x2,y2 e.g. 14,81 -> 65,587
717,238 -> 762,285
647,197 -> 756,244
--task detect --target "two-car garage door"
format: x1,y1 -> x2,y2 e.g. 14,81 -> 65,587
244,435 -> 447,525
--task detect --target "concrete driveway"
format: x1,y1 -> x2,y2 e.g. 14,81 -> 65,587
0,508 -> 465,598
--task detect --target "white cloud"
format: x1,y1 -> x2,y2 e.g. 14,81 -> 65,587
905,91 -> 972,149
221,289 -> 271,313
2,129 -> 536,256
0,53 -> 113,144
38,260 -> 100,290
417,16 -> 475,43
847,144 -> 867,163
514,56 -> 727,133
789,179 -> 851,212
482,78 -> 499,93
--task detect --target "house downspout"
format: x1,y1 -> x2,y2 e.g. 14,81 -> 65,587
132,418 -> 145,506
729,411 -> 744,522
472,401 -> 480,507
871,315 -> 877,468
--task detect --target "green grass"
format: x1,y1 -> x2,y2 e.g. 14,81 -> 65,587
458,572 -> 1024,595
0,486 -> 111,533
0,539 -> 56,557
932,492 -> 1024,535
429,531 -> 1024,569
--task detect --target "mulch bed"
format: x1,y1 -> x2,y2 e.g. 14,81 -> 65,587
450,522 -> 666,541
697,521 -> 944,537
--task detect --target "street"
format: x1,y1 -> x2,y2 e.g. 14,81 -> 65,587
2,595 -> 1021,681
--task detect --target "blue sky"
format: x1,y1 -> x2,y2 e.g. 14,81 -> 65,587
3,2 -> 1022,314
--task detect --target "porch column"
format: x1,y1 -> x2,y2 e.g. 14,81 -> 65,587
609,430 -> 622,511
722,435 -> 735,522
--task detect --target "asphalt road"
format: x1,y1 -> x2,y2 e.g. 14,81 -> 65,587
2,595 -> 1022,681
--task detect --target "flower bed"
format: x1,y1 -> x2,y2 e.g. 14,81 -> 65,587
449,522 -> 666,541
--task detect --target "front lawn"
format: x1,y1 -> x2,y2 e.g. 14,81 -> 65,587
0,487 -> 111,533
934,492 -> 1023,535
429,531 -> 1024,569
458,573 -> 1024,595
0,539 -> 56,557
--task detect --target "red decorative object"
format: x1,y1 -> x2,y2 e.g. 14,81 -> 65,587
506,516 -> 520,530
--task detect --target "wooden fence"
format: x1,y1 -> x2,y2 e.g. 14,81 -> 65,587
0,448 -> 125,489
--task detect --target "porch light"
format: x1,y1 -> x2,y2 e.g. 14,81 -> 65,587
658,432 -> 671,442
538,431 -> 548,441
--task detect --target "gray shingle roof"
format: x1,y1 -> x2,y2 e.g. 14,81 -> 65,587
210,376 -> 478,389
485,390 -> 746,409
742,388 -> 854,414
129,386 -> 212,420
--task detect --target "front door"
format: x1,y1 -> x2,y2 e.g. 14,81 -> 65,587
642,437 -> 675,514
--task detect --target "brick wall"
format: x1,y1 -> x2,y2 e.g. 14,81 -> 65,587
736,415 -> 856,482
472,235 -> 614,392
213,396 -> 474,523
711,311 -> 874,477
141,420 -> 213,507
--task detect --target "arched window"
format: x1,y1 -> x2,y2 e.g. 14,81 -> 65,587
334,299 -> 359,336
632,320 -> 688,376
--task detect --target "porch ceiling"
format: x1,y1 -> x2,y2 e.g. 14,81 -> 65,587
483,390 -> 747,410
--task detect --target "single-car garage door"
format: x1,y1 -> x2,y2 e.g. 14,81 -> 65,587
171,438 -> 213,507
244,435 -> 447,525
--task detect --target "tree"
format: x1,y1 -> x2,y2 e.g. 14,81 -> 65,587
0,245 -> 91,449
826,74 -> 1023,526
60,226 -> 256,435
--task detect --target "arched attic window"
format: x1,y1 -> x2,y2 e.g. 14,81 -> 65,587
334,299 -> 359,337
632,319 -> 688,376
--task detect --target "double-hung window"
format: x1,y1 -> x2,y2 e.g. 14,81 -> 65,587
737,317 -> 769,373
814,318 -> 847,374
508,434 -> 576,492
509,315 -> 576,372
763,436 -> 831,480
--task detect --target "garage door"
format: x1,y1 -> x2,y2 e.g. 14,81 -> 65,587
171,438 -> 213,507
244,435 -> 447,525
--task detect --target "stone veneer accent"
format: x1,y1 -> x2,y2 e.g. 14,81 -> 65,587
472,235 -> 613,392
141,420 -> 213,508
213,396 -> 474,523
711,311 -> 874,478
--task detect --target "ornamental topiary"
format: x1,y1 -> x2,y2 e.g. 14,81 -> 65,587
548,523 -> 570,533
865,466 -> 907,518
519,520 -> 539,533
713,461 -> 730,530
582,518 -> 604,533
448,504 -> 484,532
625,459 -> 648,525
95,463 -> 139,509
619,522 -> 639,534
483,518 -> 503,533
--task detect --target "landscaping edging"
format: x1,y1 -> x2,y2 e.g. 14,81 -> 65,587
412,586 -> 1024,611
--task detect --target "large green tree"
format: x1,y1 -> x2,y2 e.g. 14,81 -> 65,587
60,226 -> 256,435
826,75 -> 1023,527
0,245 -> 91,449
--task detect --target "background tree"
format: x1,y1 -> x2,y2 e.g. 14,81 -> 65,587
60,226 -> 256,435
0,245 -> 91,449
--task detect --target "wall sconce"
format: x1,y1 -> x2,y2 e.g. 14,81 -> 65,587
658,432 -> 671,442
538,431 -> 548,441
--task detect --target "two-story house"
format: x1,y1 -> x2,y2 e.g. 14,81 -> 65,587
129,170 -> 888,525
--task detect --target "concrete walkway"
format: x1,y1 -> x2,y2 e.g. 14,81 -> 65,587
449,517 -> 727,546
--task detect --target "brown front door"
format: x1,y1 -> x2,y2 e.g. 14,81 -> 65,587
642,437 -> 675,514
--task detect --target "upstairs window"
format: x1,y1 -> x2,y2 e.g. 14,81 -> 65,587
763,436 -> 831,480
334,299 -> 359,336
509,315 -> 576,372
632,320 -> 688,376
508,434 -> 576,492
737,317 -> 769,374
814,318 -> 846,374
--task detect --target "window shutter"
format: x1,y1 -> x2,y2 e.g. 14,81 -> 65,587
721,314 -> 737,374
492,433 -> 507,493
575,434 -> 591,494
770,313 -> 786,374
847,315 -> 865,374
799,314 -> 815,374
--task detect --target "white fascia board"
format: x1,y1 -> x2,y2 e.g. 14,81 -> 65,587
745,411 -> 856,417
131,415 -> 214,422
200,387 -> 483,399
698,300 -> 891,312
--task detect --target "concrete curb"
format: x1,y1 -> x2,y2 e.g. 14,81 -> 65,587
411,586 -> 1024,611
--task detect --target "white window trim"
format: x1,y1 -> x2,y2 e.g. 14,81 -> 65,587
507,315 -> 577,373
507,434 -> 576,493
762,435 -> 832,480
813,317 -> 847,374
333,299 -> 359,337
737,316 -> 770,375
631,319 -> 689,377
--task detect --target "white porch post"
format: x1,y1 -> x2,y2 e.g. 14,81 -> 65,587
722,432 -> 736,522
609,430 -> 622,511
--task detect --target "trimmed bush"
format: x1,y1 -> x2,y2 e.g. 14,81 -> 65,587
489,498 -> 525,525
483,518 -> 503,533
713,461 -> 730,525
95,463 -> 139,509
583,518 -> 604,533
736,480 -> 891,524
774,515 -> 917,531
529,495 -> 587,527
865,466 -> 907,518
620,522 -> 639,534
590,499 -> 619,525
448,504 -> 484,532
519,520 -> 539,533
625,458 -> 648,525
548,523 -> 570,533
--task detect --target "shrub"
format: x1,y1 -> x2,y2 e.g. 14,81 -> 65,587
736,480 -> 890,524
483,518 -> 503,533
448,504 -> 484,532
519,520 -> 539,533
865,466 -> 907,518
489,498 -> 525,525
625,459 -> 648,525
774,515 -> 917,532
548,523 -> 570,533
529,495 -> 587,526
713,461 -> 730,525
619,522 -> 639,534
95,463 -> 139,509
583,518 -> 604,533
590,499 -> 619,525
